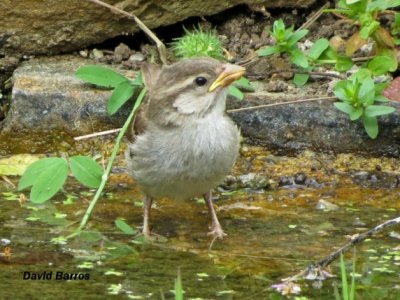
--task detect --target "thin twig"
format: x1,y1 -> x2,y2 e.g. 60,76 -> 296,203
316,216 -> 400,268
87,0 -> 167,65
298,2 -> 331,31
282,215 -> 400,282
74,128 -> 121,141
227,96 -> 337,113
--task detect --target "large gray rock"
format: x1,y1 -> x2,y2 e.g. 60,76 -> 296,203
0,0 -> 316,56
229,97 -> 400,157
2,56 -> 400,157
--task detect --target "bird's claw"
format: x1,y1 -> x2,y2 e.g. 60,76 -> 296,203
207,225 -> 227,240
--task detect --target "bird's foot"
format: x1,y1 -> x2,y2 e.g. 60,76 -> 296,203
207,224 -> 227,250
207,225 -> 227,239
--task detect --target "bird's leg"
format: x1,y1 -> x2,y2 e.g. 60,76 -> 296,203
142,195 -> 153,236
203,191 -> 226,239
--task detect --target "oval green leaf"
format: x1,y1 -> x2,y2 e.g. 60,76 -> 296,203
362,116 -> 378,139
115,218 -> 138,235
18,157 -> 66,191
368,56 -> 393,76
365,105 -> 396,117
76,65 -> 129,88
30,158 -> 69,203
334,102 -> 355,115
107,81 -> 135,115
290,49 -> 308,68
69,156 -> 103,188
308,38 -> 329,61
228,85 -> 244,101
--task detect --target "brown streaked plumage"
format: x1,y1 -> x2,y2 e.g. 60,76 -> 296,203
126,57 -> 245,240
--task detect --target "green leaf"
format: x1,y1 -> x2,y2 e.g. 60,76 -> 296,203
368,56 -> 393,76
335,56 -> 354,72
69,156 -> 103,188
26,158 -> 69,203
18,158 -> 66,191
308,38 -> 330,60
115,218 -> 138,235
375,95 -> 390,102
287,29 -> 309,47
228,85 -> 244,100
362,116 -> 379,139
174,269 -> 184,300
358,76 -> 375,104
76,65 -> 129,88
293,73 -> 310,86
350,68 -> 371,82
107,81 -> 135,115
365,105 -> 396,117
290,49 -> 308,68
350,107 -> 363,120
335,102 -> 355,115
333,81 -> 351,102
258,46 -> 280,57
233,77 -> 254,92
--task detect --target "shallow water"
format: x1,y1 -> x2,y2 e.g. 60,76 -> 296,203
1,146 -> 400,299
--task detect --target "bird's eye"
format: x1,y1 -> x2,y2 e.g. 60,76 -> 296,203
194,76 -> 207,86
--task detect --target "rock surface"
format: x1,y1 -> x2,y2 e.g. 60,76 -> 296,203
0,0 -> 316,56
2,56 -> 400,157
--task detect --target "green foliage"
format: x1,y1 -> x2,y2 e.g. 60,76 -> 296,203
258,19 -> 309,68
174,269 -> 184,300
18,156 -> 103,203
334,253 -> 356,300
327,0 -> 398,56
392,13 -> 400,45
171,26 -> 224,60
76,65 -> 143,115
18,158 -> 69,203
333,69 -> 395,138
115,218 -> 138,235
69,156 -> 103,188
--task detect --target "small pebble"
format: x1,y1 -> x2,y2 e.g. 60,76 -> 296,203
316,199 -> 339,211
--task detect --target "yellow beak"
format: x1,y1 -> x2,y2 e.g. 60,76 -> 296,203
208,63 -> 246,92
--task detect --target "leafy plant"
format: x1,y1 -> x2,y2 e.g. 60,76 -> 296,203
327,0 -> 399,62
333,69 -> 395,138
76,65 -> 143,114
171,26 -> 253,100
258,19 -> 309,68
391,12 -> 400,45
293,38 -> 354,86
18,156 -> 102,203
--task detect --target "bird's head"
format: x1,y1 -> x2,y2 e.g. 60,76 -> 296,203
141,57 -> 245,126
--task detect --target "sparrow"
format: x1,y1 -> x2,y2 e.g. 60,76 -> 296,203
126,57 -> 245,239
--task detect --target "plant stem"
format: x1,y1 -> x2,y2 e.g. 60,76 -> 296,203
67,88 -> 147,239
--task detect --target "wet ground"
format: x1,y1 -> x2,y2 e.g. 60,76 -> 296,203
1,145 -> 400,299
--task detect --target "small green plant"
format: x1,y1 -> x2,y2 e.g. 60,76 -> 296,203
293,38 -> 354,85
18,66 -> 144,205
258,19 -> 309,69
171,26 -> 253,100
334,253 -> 356,300
391,12 -> 400,45
174,269 -> 184,300
333,69 -> 395,138
171,26 -> 224,60
327,0 -> 399,63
